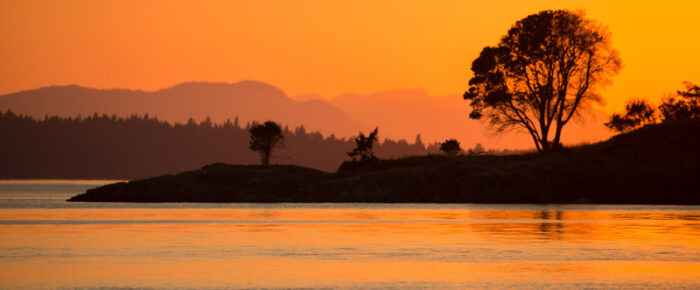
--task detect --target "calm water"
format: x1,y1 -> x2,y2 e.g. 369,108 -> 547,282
0,180 -> 699,289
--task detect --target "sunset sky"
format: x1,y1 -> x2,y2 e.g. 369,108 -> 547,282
1,0 -> 698,113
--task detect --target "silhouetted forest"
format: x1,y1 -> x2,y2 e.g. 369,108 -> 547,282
0,110 -> 451,179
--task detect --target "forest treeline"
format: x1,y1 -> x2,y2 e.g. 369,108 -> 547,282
0,111 -> 521,179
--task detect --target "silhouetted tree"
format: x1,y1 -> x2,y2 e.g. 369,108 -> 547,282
627,99 -> 657,125
604,113 -> 636,133
659,82 -> 700,121
233,116 -> 240,128
439,139 -> 462,157
414,134 -> 424,149
464,10 -> 622,152
605,99 -> 657,133
249,121 -> 285,166
468,143 -> 487,156
348,127 -> 378,161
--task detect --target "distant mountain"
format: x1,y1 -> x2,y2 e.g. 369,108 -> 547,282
328,89 -> 612,149
0,81 -> 368,137
1,81 -> 612,149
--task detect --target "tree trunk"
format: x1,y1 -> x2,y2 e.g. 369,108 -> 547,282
539,139 -> 551,152
261,150 -> 270,166
552,122 -> 565,150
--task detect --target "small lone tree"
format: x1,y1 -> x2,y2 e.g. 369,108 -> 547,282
249,121 -> 285,166
439,139 -> 462,157
659,82 -> 700,121
605,98 -> 657,133
463,10 -> 622,152
348,127 -> 379,162
468,143 -> 487,156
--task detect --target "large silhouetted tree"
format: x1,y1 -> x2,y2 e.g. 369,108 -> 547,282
463,10 -> 622,152
249,121 -> 285,166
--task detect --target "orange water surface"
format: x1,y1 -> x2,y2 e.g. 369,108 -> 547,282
0,181 -> 699,288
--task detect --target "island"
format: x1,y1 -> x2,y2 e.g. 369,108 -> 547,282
68,119 -> 700,204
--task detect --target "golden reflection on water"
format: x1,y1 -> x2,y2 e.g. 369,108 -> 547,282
0,208 -> 699,288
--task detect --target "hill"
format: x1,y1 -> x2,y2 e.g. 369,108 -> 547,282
69,119 -> 700,204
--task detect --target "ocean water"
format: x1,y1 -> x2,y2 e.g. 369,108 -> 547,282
0,180 -> 699,289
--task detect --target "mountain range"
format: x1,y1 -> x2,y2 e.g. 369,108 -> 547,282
0,81 -> 612,149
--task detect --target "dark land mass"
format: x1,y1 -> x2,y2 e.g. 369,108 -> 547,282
69,119 -> 700,204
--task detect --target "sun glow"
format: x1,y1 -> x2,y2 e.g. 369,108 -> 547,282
1,0 -> 698,114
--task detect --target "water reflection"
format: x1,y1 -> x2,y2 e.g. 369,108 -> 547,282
0,182 -> 699,288
537,210 -> 563,239
1,210 -> 699,289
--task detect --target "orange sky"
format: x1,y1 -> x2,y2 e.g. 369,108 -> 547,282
1,0 -> 698,113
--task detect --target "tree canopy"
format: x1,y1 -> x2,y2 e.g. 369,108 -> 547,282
606,82 -> 700,133
605,99 -> 657,133
439,139 -> 462,157
249,121 -> 285,166
464,9 -> 621,152
659,82 -> 700,121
